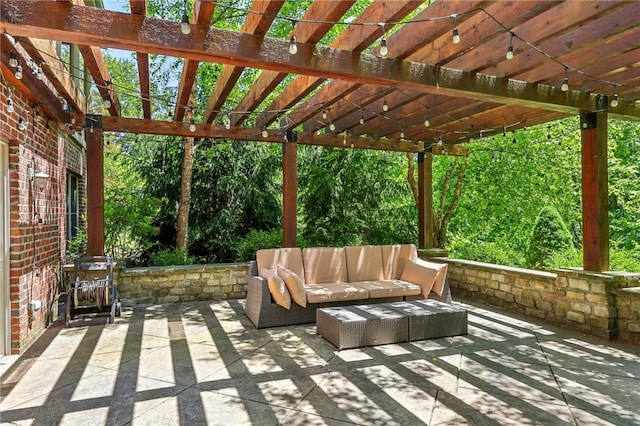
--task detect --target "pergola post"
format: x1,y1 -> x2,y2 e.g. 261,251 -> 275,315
418,152 -> 434,249
282,130 -> 298,247
580,104 -> 609,272
85,114 -> 105,256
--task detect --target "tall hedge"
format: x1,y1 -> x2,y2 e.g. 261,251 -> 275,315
526,206 -> 575,269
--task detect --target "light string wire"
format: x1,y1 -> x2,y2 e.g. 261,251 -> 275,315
3,1 -> 638,141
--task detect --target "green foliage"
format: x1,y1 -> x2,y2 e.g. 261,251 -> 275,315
103,142 -> 162,266
235,229 -> 283,262
298,147 -> 416,247
151,248 -> 195,266
448,234 -> 525,267
526,206 -> 576,269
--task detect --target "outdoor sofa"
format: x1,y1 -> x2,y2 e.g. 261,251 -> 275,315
244,244 -> 451,328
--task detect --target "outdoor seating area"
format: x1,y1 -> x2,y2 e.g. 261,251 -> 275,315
1,299 -> 639,425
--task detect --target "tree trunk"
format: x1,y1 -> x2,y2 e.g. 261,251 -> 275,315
176,136 -> 195,252
406,154 -> 467,249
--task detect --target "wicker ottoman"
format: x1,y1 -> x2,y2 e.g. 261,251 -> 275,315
389,299 -> 468,341
316,304 -> 410,350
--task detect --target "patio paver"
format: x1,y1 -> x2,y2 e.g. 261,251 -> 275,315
1,299 -> 639,425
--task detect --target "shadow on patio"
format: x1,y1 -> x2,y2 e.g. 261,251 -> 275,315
1,299 -> 639,425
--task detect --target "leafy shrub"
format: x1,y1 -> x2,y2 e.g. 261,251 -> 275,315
449,235 -> 525,267
610,248 -> 640,273
150,248 -> 195,266
235,229 -> 283,262
526,206 -> 575,269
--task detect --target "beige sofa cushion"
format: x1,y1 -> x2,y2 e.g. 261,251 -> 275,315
400,258 -> 448,297
344,245 -> 384,282
351,280 -> 421,299
277,265 -> 307,307
381,244 -> 418,280
305,283 -> 368,303
302,247 -> 347,284
262,268 -> 291,309
257,247 -> 304,280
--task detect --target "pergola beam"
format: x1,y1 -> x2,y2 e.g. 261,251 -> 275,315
130,0 -> 151,119
3,1 -> 638,121
100,116 -> 468,155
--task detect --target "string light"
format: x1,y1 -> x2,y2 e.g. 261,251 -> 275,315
9,51 -> 18,68
18,117 -> 27,131
424,108 -> 430,127
561,66 -> 569,92
224,113 -> 231,129
382,98 -> 389,112
36,66 -> 44,80
261,125 -> 269,138
380,37 -> 388,56
322,109 -> 328,120
359,110 -> 365,125
329,120 -> 336,131
288,35 -> 298,55
452,28 -> 460,45
189,117 -> 196,132
103,95 -> 111,109
15,64 -> 23,80
506,32 -> 514,60
181,14 -> 190,35
610,93 -> 619,108
7,97 -> 14,114
400,123 -> 405,139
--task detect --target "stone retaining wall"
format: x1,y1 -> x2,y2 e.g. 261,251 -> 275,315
116,263 -> 250,306
437,257 -> 640,344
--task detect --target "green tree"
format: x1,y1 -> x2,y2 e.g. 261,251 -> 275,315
526,205 -> 575,269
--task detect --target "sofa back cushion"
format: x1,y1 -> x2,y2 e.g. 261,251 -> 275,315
303,247 -> 348,284
381,244 -> 418,280
344,245 -> 384,282
256,247 -> 304,280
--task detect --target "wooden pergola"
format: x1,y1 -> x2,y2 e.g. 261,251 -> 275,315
2,0 -> 639,272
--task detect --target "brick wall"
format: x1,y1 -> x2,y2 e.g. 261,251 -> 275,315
2,80 -> 86,354
441,257 -> 640,344
116,263 -> 250,306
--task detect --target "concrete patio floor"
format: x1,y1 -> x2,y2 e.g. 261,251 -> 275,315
1,299 -> 639,425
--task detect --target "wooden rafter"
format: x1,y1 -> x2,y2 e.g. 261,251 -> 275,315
255,0 -> 424,129
172,0 -> 216,122
0,33 -> 70,124
229,0 -> 356,127
130,0 -> 151,119
18,38 -> 86,113
203,0 -> 285,125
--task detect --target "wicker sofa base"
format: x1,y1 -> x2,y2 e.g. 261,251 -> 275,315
244,273 -> 453,329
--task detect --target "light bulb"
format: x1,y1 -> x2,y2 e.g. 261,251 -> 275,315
289,36 -> 297,55
382,98 -> 389,112
359,116 -> 365,125
262,126 -> 269,138
7,98 -> 14,114
610,93 -> 619,108
561,77 -> 569,92
424,118 -> 430,127
380,38 -> 388,56
181,13 -> 191,35
452,28 -> 460,45
36,66 -> 44,80
189,118 -> 196,132
103,96 -> 111,109
15,65 -> 23,80
225,120 -> 231,130
506,45 -> 514,60
400,130 -> 405,139
18,117 -> 27,131
9,51 -> 18,68
329,122 -> 336,131
322,109 -> 328,120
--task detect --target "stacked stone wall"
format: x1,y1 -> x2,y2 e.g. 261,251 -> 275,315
438,257 -> 640,344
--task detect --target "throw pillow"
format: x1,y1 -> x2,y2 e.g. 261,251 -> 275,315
277,265 -> 307,307
400,259 -> 437,297
262,268 -> 291,309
